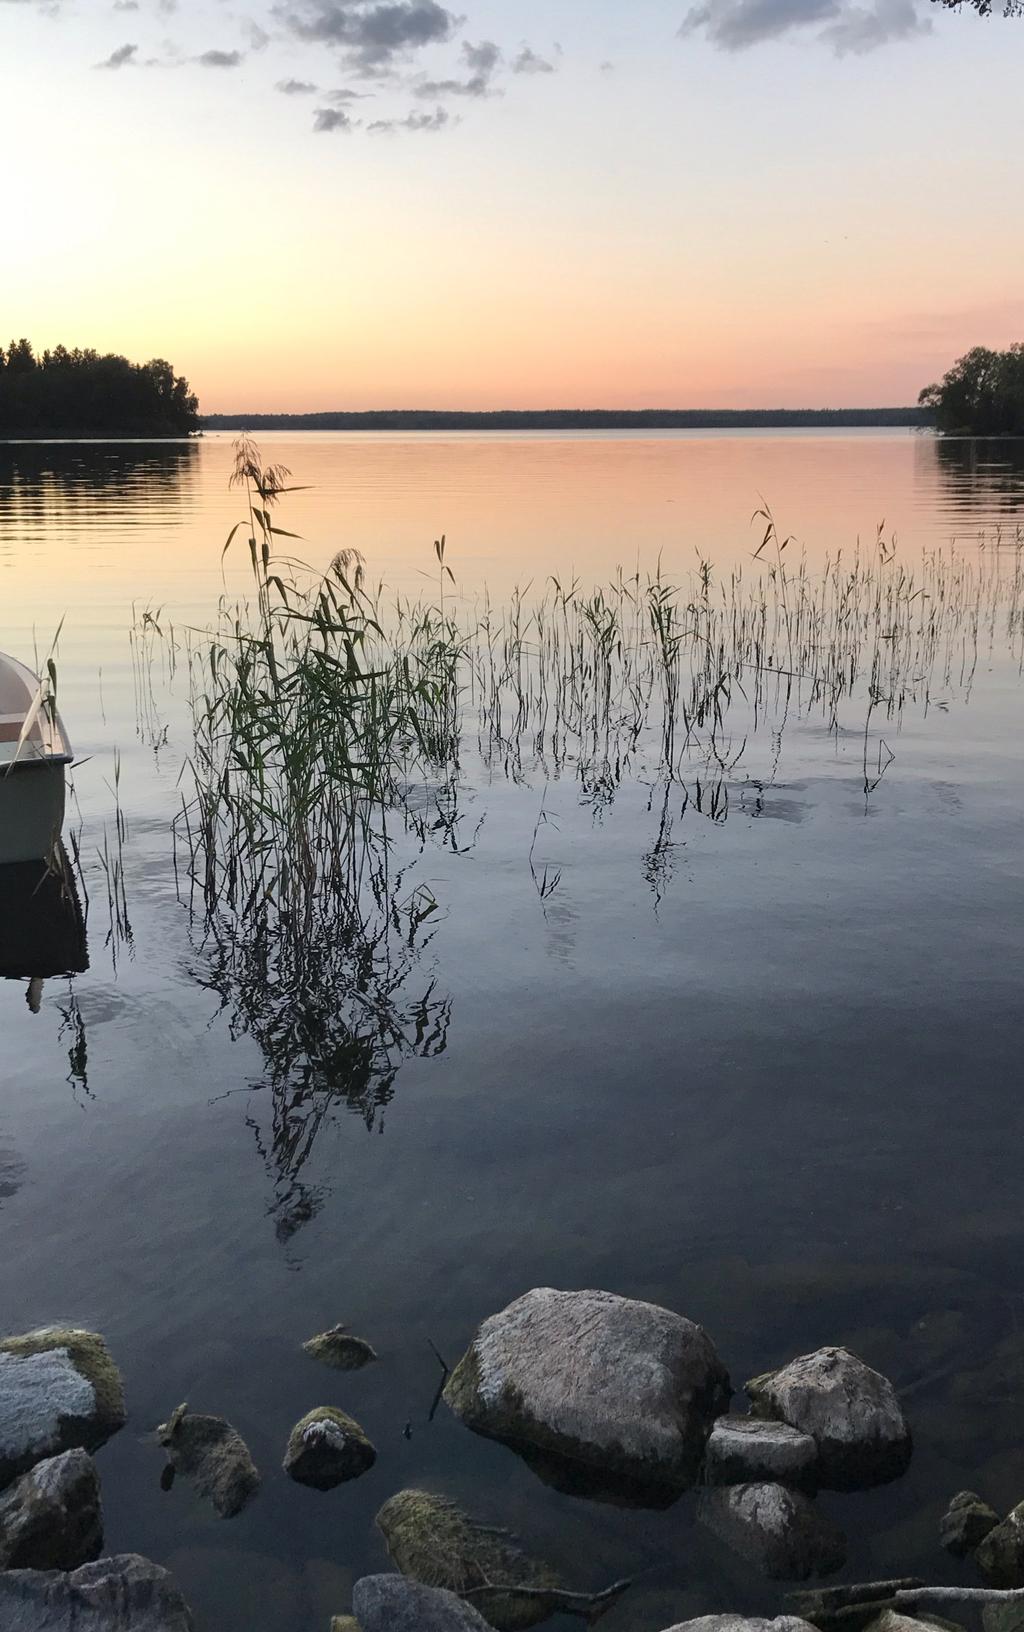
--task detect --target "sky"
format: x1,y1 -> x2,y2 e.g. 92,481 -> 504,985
2,0 -> 1023,410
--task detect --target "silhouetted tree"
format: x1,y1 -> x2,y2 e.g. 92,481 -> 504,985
0,341 -> 199,436
929,0 -> 1021,14
919,345 -> 1024,435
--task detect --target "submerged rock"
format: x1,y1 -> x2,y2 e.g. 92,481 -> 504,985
0,1329 -> 126,1488
983,1601 -> 1024,1632
330,1620 -> 362,1632
0,1449 -> 102,1570
156,1404 -> 259,1519
975,1500 -> 1024,1586
699,1483 -> 846,1580
304,1326 -> 378,1371
705,1417 -> 818,1490
863,1613 -> 966,1632
375,1489 -> 564,1631
283,1408 -> 375,1490
940,1490 -> 999,1557
746,1348 -> 911,1490
662,1619 -> 818,1632
353,1575 -> 493,1631
0,1551 -> 194,1629
443,1288 -> 730,1498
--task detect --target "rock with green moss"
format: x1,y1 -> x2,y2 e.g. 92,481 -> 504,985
156,1404 -> 259,1519
283,1408 -> 375,1490
443,1288 -> 730,1500
304,1327 -> 378,1372
375,1489 -> 564,1631
0,1448 -> 102,1570
0,1329 -> 126,1488
975,1500 -> 1024,1586
0,1551 -> 194,1629
940,1490 -> 999,1557
330,1619 -> 362,1632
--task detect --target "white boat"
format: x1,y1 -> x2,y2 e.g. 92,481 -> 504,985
0,650 -> 73,864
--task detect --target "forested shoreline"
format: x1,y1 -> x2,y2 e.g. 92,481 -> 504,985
0,341 -> 199,438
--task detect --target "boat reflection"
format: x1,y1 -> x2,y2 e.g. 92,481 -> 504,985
0,847 -> 88,1009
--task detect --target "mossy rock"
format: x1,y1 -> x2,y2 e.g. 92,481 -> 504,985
304,1326 -> 378,1372
0,1328 -> 126,1488
157,1402 -> 260,1518
331,1619 -> 362,1631
375,1489 -> 562,1632
283,1408 -> 376,1490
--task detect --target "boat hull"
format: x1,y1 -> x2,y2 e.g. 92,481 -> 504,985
0,762 -> 67,864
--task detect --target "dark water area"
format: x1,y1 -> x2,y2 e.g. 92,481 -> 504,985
0,431 -> 1023,1630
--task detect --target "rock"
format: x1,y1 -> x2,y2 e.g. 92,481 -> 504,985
661,1619 -> 818,1632
353,1575 -> 492,1631
156,1403 -> 259,1519
699,1483 -> 845,1580
746,1347 -> 911,1490
983,1601 -> 1024,1632
304,1326 -> 378,1371
940,1490 -> 999,1557
705,1416 -> 818,1490
375,1489 -> 563,1631
0,1552 -> 193,1629
282,1408 -> 375,1490
975,1500 -> 1024,1586
0,1449 -> 102,1570
443,1288 -> 730,1498
787,1580 -> 926,1632
863,1613 -> 966,1632
0,1329 -> 126,1488
330,1620 -> 362,1632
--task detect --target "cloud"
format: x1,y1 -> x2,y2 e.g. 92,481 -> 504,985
96,41 -> 138,66
113,2 -> 139,11
678,0 -> 930,50
245,20 -> 270,49
416,37 -> 501,96
313,104 -> 357,129
197,47 -> 244,66
277,75 -> 318,91
280,0 -> 458,72
512,44 -> 555,73
368,104 -> 452,131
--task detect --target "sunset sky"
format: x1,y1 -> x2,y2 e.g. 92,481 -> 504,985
4,0 -> 1022,410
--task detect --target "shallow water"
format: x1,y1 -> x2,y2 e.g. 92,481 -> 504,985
0,430 -> 1023,1631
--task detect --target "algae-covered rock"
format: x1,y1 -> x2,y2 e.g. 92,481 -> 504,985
0,1551 -> 194,1629
705,1417 -> 818,1490
940,1490 -> 999,1557
353,1575 -> 492,1630
304,1327 -> 378,1372
975,1500 -> 1024,1586
983,1599 -> 1024,1632
0,1329 -> 126,1488
156,1404 -> 259,1519
698,1483 -> 846,1580
787,1579 -> 925,1632
282,1408 -> 375,1490
444,1288 -> 730,1499
375,1489 -> 563,1631
746,1348 -> 911,1490
0,1449 -> 102,1570
330,1619 -> 362,1632
662,1618 -> 818,1632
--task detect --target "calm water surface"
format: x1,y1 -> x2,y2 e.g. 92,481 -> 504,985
0,430 -> 1023,1631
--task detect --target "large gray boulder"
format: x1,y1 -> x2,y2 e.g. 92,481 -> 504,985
746,1348 -> 911,1490
444,1288 -> 730,1497
0,1329 -> 126,1488
698,1483 -> 846,1580
662,1620 -> 818,1632
975,1500 -> 1024,1586
0,1449 -> 102,1570
705,1416 -> 818,1490
0,1552 -> 193,1629
283,1407 -> 376,1490
353,1576 -> 492,1631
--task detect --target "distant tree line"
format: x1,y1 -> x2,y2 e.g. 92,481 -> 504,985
919,345 -> 1024,436
0,340 -> 199,437
203,407 -> 928,433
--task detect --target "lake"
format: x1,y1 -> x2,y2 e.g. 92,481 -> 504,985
0,429 -> 1023,1631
